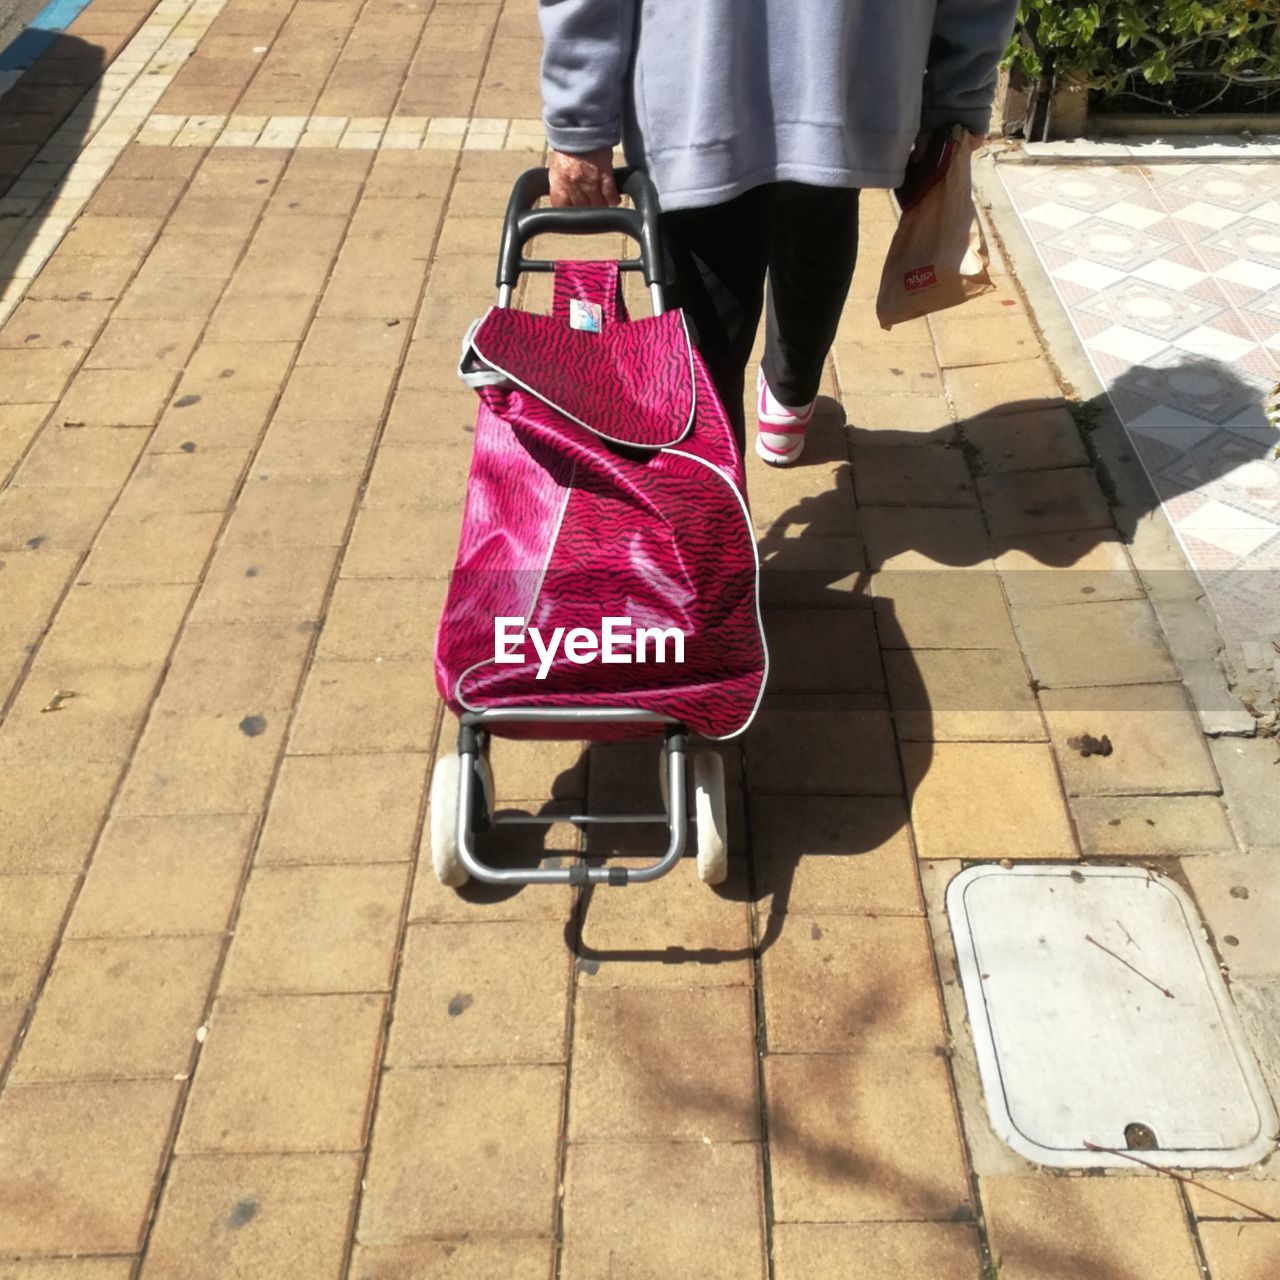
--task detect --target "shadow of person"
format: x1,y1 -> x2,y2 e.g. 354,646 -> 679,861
556,353 -> 1273,969
1,34 -> 104,304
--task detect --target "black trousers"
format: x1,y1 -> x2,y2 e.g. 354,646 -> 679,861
659,183 -> 861,451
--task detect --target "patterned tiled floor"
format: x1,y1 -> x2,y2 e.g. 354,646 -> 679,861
1000,158 -> 1280,648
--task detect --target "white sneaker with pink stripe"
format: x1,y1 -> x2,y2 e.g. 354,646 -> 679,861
754,368 -> 814,466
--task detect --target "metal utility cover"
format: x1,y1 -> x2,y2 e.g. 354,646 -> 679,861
947,864 -> 1277,1169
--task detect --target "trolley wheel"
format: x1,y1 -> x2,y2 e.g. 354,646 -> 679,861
429,754 -> 466,887
693,751 -> 729,885
429,753 -> 495,888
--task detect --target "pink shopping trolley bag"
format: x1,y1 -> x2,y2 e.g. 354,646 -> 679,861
434,260 -> 767,741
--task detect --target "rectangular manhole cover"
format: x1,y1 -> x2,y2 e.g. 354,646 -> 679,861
947,864 -> 1277,1169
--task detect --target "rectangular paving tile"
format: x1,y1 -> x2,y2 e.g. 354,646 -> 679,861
12,935 -> 221,1084
152,619 -> 314,716
14,424 -> 147,488
0,1079 -> 181,1254
560,1142 -> 766,1280
996,530 -> 1143,608
765,1053 -> 971,1222
751,795 -> 922,918
0,872 -> 76,1009
222,476 -> 360,548
69,814 -> 258,938
961,407 -> 1088,476
980,1175 -> 1201,1280
884,648 -> 1045,742
904,742 -> 1077,860
177,994 -> 385,1154
1181,852 -> 1280,980
385,921 -> 570,1067
773,1223 -> 981,1280
1210,736 -> 1280,853
944,357 -> 1066,420
0,1259 -> 137,1277
114,450 -> 250,517
761,915 -> 945,1053
979,468 -> 1113,538
569,986 -> 758,1141
288,659 -> 437,754
348,1240 -> 554,1279
0,758 -> 119,874
1187,1177 -> 1280,1221
761,608 -> 885,693
851,441 -> 976,507
1014,598 -> 1177,688
0,663 -> 159,765
575,858 -> 754,988
190,543 -> 338,624
79,510 -> 225,585
116,710 -> 287,816
257,753 -> 427,864
0,485 -> 115,553
1197,1222 -> 1280,1280
140,1152 -> 361,1280
872,570 -> 1016,649
220,863 -> 410,994
746,694 -> 900,795
1040,682 -> 1220,796
38,582 -> 192,668
860,507 -> 994,572
1071,794 -> 1237,856
314,578 -> 445,662
358,1065 -> 563,1241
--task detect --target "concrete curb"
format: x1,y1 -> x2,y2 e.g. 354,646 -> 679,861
971,146 -> 1258,742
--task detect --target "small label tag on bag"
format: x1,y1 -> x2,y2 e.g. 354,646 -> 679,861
569,299 -> 603,333
904,265 -> 937,293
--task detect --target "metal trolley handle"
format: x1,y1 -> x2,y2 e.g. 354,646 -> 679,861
495,166 -> 666,313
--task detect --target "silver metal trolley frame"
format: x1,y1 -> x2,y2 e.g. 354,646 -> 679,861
453,711 -> 689,888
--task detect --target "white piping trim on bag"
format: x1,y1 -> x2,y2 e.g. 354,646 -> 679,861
457,312 -> 512,390
664,447 -> 770,740
465,309 -> 698,450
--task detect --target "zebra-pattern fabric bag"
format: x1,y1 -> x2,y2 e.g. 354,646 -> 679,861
434,260 -> 767,741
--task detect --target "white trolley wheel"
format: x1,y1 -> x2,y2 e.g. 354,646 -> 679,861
428,753 -> 495,889
692,750 -> 729,885
429,753 -> 466,887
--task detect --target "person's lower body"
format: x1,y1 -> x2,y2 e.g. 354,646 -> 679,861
659,182 -> 860,461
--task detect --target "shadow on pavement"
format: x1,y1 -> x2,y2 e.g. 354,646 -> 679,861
0,34 -> 103,298
539,355 -> 1271,970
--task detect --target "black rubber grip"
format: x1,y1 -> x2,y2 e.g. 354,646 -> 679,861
496,166 -> 664,289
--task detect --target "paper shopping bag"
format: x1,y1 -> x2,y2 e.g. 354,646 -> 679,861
877,124 -> 995,329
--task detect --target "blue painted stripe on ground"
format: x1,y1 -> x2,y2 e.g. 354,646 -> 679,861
0,0 -> 98,71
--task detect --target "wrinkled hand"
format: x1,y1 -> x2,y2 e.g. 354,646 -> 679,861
548,147 -> 621,208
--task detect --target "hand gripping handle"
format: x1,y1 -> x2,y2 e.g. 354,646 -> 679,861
496,166 -> 665,291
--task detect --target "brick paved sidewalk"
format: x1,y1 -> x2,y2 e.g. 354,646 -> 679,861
2,1 -> 1278,1278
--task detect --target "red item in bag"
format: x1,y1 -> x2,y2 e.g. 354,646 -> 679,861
877,124 -> 995,330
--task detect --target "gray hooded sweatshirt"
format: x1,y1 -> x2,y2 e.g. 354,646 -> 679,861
538,0 -> 1018,209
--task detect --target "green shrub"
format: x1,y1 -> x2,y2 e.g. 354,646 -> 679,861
1008,1 -> 1280,104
